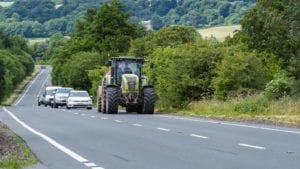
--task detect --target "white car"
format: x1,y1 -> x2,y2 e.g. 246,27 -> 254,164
38,86 -> 61,107
66,90 -> 92,109
53,87 -> 73,108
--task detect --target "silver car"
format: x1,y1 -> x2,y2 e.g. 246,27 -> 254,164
53,87 -> 73,108
38,86 -> 61,107
66,90 -> 92,109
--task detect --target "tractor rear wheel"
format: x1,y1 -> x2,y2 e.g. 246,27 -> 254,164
138,88 -> 155,114
106,87 -> 119,114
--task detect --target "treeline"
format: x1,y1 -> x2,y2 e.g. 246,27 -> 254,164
0,0 -> 255,37
0,31 -> 34,102
37,0 -> 299,108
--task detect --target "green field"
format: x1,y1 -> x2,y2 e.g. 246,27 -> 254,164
198,25 -> 241,42
0,1 -> 14,7
27,38 -> 49,46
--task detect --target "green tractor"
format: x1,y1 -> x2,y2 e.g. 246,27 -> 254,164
97,57 -> 155,114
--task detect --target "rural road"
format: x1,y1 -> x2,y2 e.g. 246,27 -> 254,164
0,67 -> 300,169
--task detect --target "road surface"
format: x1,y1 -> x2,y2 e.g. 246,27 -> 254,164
1,67 -> 300,169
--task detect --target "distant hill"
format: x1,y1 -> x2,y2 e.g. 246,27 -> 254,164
0,0 -> 255,37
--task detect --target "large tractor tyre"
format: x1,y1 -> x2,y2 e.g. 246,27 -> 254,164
139,88 -> 155,114
106,87 -> 120,114
126,106 -> 136,113
97,96 -> 102,112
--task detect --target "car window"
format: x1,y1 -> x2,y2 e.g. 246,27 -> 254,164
70,92 -> 89,97
46,90 -> 54,96
56,88 -> 72,94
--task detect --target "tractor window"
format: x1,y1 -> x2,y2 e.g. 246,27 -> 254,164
117,60 -> 140,77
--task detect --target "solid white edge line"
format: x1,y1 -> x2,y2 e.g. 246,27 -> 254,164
190,134 -> 208,139
3,107 -> 89,163
156,115 -> 300,134
15,70 -> 44,106
84,162 -> 97,167
157,127 -> 170,132
238,143 -> 266,150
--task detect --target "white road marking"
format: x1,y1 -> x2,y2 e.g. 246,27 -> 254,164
15,70 -> 44,106
92,167 -> 105,169
90,116 -> 96,118
156,115 -> 300,134
68,110 -> 71,112
101,117 -> 108,120
238,143 -> 266,150
3,107 -> 88,162
157,127 -> 170,132
74,113 -> 79,115
62,110 -> 66,112
84,162 -> 97,167
81,114 -> 86,116
114,120 -> 122,123
132,123 -> 142,127
190,134 -> 208,139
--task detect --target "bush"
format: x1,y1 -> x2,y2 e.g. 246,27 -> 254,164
146,39 -> 223,108
213,51 -> 268,100
264,72 -> 294,100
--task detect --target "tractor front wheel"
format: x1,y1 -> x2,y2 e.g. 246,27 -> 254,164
106,87 -> 119,114
138,88 -> 155,114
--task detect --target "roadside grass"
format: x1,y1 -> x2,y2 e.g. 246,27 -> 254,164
0,2 -> 14,7
198,25 -> 241,42
161,94 -> 300,128
0,124 -> 37,169
1,68 -> 39,106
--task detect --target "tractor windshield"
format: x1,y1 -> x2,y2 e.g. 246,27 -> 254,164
116,60 -> 141,84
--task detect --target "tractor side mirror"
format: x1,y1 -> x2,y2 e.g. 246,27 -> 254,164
105,60 -> 112,66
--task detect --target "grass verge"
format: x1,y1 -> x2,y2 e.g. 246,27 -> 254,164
1,68 -> 40,106
0,123 -> 37,169
159,94 -> 300,128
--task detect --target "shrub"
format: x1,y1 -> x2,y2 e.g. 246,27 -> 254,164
213,51 -> 268,100
264,72 -> 294,100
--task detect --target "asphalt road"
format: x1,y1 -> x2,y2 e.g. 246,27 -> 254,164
1,67 -> 300,169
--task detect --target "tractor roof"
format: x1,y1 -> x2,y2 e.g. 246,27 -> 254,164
110,56 -> 145,62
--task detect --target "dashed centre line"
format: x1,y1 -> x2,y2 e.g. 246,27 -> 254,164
238,143 -> 266,150
101,117 -> 108,120
114,120 -> 123,123
84,162 -> 97,167
157,127 -> 170,132
132,123 -> 142,127
190,134 -> 208,139
90,116 -> 96,118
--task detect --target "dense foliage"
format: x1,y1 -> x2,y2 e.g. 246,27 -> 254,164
47,0 -> 142,96
0,0 -> 255,37
37,0 -> 299,109
0,31 -> 34,102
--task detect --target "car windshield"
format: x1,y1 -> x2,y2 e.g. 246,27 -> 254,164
46,90 -> 54,96
70,92 -> 89,97
56,88 -> 72,94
